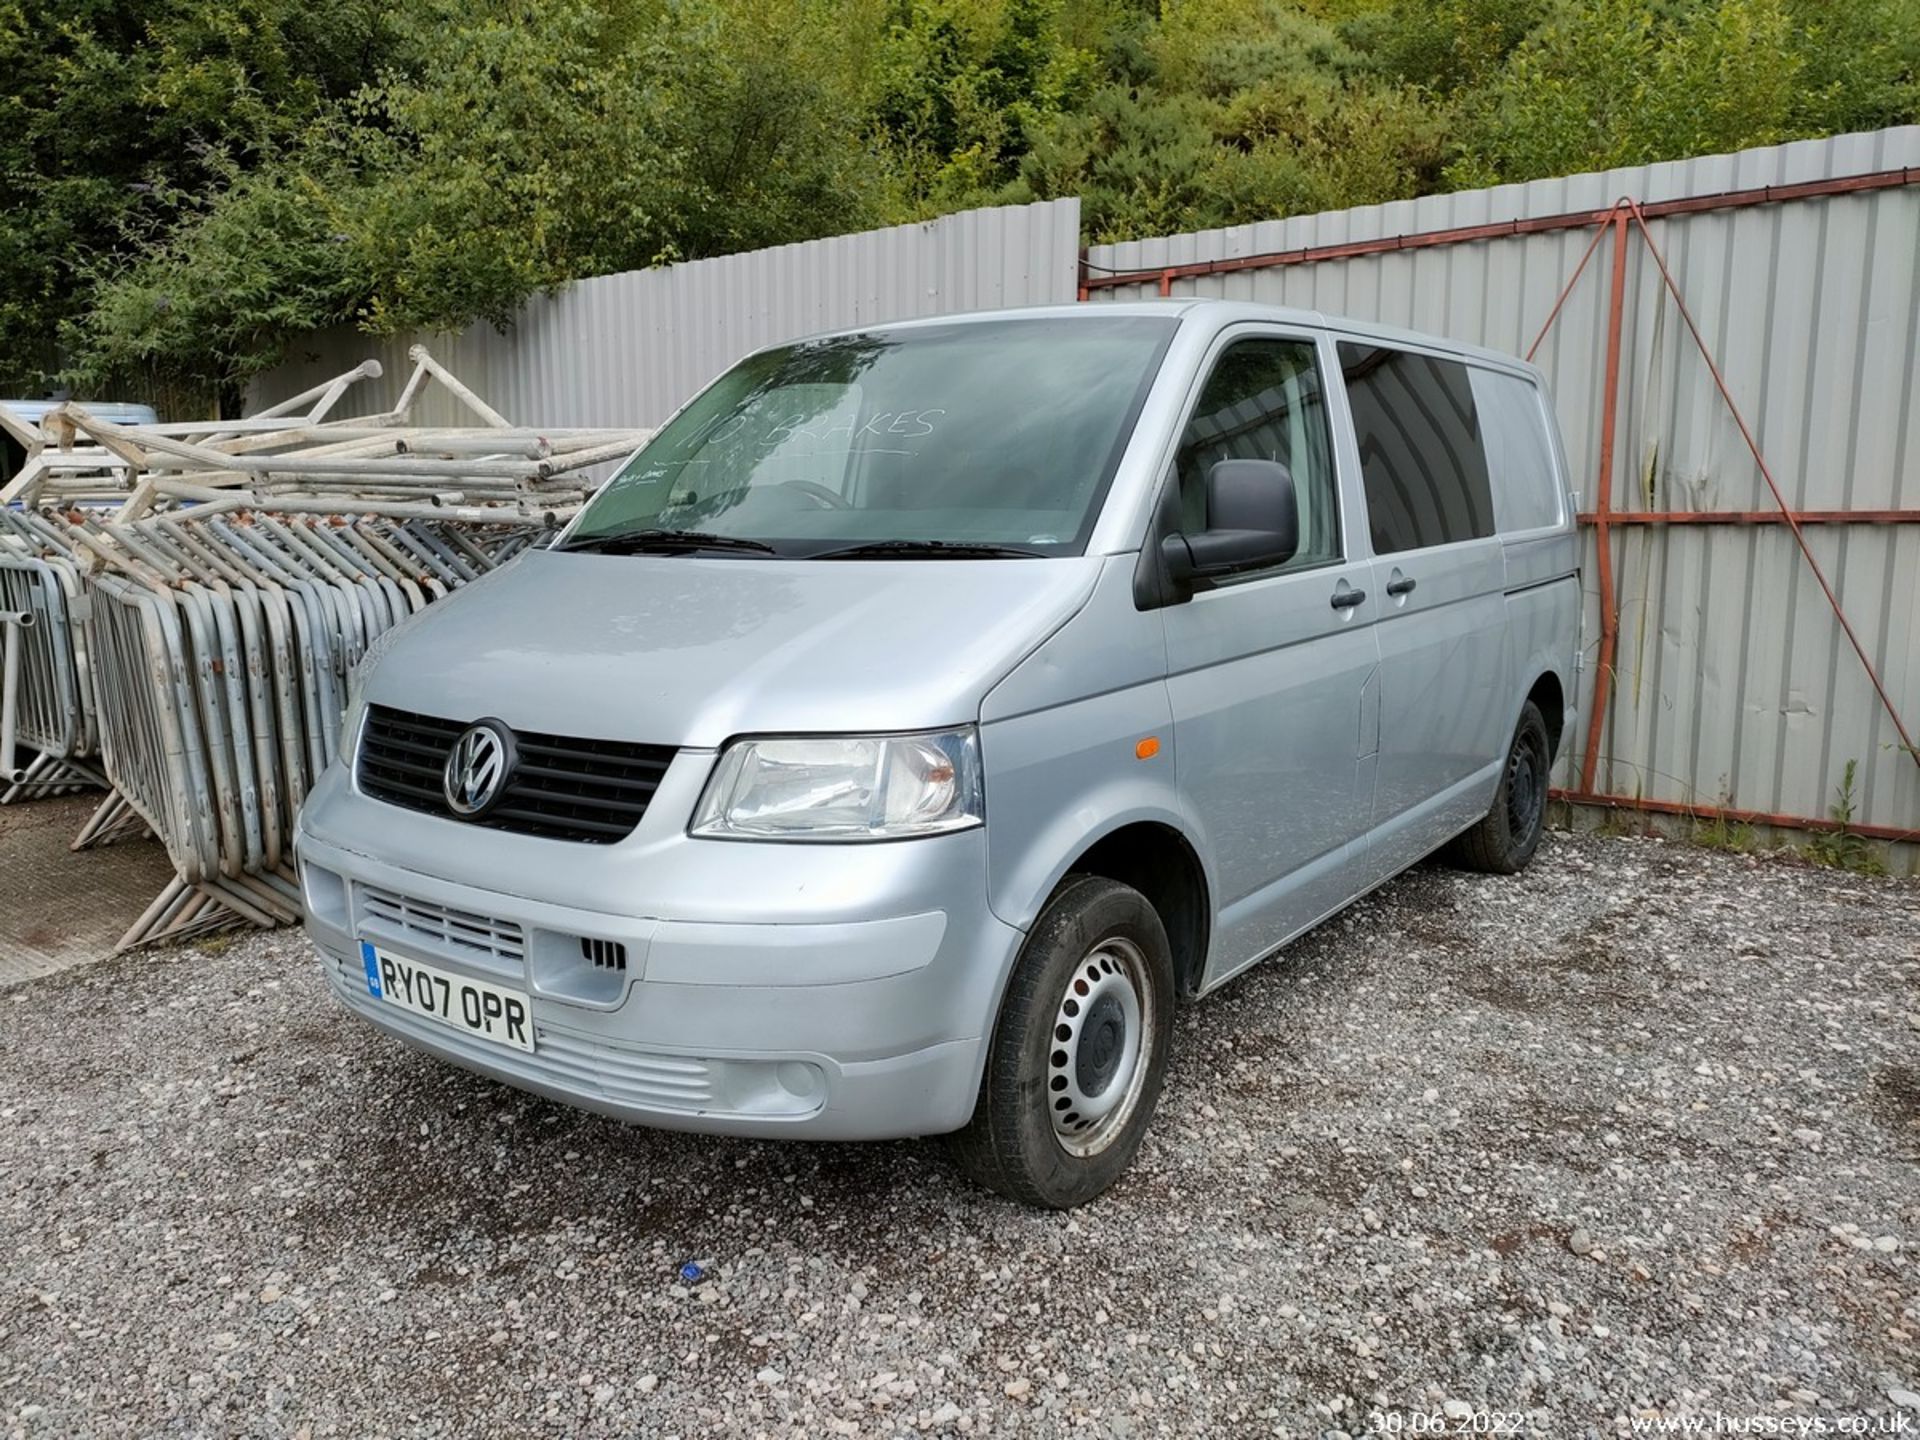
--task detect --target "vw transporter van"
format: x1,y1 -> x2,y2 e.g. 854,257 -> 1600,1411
297,301 -> 1579,1207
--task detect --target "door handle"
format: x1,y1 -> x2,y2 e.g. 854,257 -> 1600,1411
1330,587 -> 1367,611
1385,574 -> 1417,597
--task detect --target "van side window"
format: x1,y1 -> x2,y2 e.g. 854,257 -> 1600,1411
1338,343 -> 1495,554
1471,368 -> 1563,533
1175,338 -> 1339,572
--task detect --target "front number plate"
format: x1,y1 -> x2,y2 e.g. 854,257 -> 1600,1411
359,941 -> 535,1053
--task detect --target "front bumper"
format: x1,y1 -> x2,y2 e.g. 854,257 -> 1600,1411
295,764 -> 1023,1141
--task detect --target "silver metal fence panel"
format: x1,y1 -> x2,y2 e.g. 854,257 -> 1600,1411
0,521 -> 103,798
1087,127 -> 1920,841
2,351 -> 602,935
68,512 -> 541,941
88,573 -> 219,883
249,199 -> 1083,430
0,556 -> 78,760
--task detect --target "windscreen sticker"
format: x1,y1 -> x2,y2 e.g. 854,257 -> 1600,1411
673,408 -> 947,454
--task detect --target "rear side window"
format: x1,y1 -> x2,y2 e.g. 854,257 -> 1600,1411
1338,343 -> 1494,555
1471,368 -> 1563,533
1175,337 -> 1340,572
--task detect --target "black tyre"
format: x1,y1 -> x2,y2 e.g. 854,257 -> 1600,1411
1447,699 -> 1551,874
950,876 -> 1175,1208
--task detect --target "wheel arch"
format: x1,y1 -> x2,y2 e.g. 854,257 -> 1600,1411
1054,820 -> 1213,1001
1525,668 -> 1567,762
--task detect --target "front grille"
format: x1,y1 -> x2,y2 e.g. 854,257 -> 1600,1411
358,884 -> 525,967
357,704 -> 675,844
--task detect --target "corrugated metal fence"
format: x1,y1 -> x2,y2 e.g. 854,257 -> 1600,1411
250,130 -> 1920,851
1086,127 -> 1920,851
252,199 -> 1083,428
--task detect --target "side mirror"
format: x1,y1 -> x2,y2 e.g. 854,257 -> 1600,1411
1160,458 -> 1299,592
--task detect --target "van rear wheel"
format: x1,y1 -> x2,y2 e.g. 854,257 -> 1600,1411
1448,699 -> 1551,874
950,876 -> 1174,1208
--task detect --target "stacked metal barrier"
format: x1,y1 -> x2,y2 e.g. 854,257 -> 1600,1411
70,511 -> 542,948
0,348 -> 651,950
0,509 -> 104,801
1,348 -> 642,515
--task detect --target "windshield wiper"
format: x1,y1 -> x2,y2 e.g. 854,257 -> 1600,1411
561,528 -> 779,557
809,539 -> 1043,560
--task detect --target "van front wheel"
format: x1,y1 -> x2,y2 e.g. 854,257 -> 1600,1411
1448,699 -> 1551,874
950,876 -> 1174,1208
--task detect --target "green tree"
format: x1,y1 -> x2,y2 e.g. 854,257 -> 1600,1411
10,0 -> 1917,407
70,0 -> 891,404
869,0 -> 1096,212
0,0 -> 391,396
1444,0 -> 1920,186
1011,0 -> 1445,240
1343,0 -> 1549,94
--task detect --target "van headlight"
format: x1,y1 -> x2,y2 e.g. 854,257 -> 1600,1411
690,728 -> 983,840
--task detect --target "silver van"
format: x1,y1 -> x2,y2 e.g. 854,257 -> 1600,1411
297,301 -> 1578,1207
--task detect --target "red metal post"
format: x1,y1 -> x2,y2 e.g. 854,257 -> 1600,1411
1578,212 -> 1631,796
1580,509 -> 1920,526
1082,168 -> 1919,294
1551,788 -> 1917,845
1526,205 -> 1617,363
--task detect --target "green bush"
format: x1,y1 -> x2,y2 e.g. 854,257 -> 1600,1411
1,0 -> 1912,405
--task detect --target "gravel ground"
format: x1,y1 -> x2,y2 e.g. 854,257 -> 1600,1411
2,832 -> 1917,1438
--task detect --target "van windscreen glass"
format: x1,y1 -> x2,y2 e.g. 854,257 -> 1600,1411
563,316 -> 1176,558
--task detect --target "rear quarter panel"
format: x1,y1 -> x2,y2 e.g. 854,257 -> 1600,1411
1475,364 -> 1580,753
1503,577 -> 1581,753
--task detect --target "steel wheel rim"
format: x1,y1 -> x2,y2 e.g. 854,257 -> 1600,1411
1046,935 -> 1153,1157
1506,730 -> 1544,839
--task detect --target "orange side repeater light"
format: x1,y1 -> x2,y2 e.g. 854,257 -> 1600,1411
1134,736 -> 1161,760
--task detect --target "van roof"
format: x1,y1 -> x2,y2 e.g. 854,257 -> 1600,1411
790,299 -> 1542,381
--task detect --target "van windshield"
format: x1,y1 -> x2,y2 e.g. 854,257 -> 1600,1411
562,316 -> 1176,558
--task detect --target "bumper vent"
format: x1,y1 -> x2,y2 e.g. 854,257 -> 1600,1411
356,704 -> 675,844
581,937 -> 627,971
